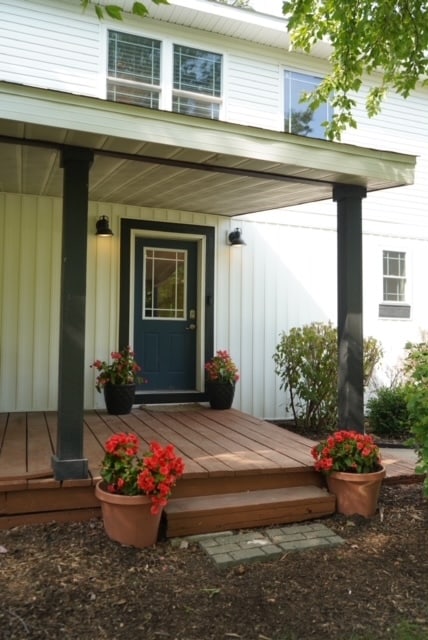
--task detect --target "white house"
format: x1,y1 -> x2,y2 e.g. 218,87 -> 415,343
0,0 -> 423,476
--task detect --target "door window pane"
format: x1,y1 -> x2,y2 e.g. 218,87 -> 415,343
284,70 -> 332,139
143,249 -> 187,319
107,30 -> 161,108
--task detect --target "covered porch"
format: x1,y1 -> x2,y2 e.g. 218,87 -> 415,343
0,81 -> 417,483
0,407 -> 418,537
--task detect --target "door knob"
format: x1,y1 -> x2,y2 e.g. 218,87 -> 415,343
186,324 -> 196,331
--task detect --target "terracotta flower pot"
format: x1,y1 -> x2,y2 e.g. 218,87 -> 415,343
95,481 -> 162,548
206,382 -> 235,410
326,466 -> 386,518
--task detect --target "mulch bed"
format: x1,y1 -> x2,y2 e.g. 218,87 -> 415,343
1,483 -> 427,640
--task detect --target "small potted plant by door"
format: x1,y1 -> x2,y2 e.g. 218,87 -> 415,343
95,432 -> 185,548
91,345 -> 145,414
312,430 -> 385,517
205,350 -> 240,410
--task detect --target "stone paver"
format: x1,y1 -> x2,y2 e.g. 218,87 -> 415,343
186,523 -> 345,568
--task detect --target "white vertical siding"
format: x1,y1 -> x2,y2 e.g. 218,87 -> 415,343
0,194 -> 61,411
2,193 -> 428,417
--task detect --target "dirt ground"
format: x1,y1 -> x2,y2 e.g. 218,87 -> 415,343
0,482 -> 427,640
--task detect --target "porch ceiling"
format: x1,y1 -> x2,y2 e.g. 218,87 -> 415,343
0,83 -> 416,216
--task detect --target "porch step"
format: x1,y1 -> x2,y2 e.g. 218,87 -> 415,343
165,485 -> 336,538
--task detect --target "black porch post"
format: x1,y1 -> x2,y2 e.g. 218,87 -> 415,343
333,184 -> 367,433
52,147 -> 93,480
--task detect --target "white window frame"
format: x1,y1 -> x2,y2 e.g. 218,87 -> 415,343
382,250 -> 407,303
105,28 -> 223,120
379,248 -> 411,320
107,30 -> 162,109
283,69 -> 333,139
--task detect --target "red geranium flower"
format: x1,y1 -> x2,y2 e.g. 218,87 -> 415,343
99,433 -> 185,514
311,430 -> 381,474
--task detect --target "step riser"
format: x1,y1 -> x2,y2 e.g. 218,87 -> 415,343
166,497 -> 336,537
172,469 -> 323,499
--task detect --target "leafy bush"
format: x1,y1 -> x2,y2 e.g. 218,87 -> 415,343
366,386 -> 411,439
404,342 -> 428,495
273,321 -> 382,432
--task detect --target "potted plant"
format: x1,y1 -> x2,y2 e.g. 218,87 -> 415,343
91,345 -> 144,414
95,432 -> 185,548
205,349 -> 240,409
311,430 -> 385,517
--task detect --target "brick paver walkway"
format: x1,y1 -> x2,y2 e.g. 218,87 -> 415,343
187,523 -> 345,568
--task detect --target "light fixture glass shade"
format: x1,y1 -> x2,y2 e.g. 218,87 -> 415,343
95,215 -> 113,237
228,227 -> 246,246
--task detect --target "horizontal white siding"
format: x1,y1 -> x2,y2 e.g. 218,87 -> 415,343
0,0 -> 103,96
225,53 -> 282,129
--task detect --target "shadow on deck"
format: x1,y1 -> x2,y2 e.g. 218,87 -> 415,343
0,406 -> 420,536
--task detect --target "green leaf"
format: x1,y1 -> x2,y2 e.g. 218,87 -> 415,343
283,0 -> 428,139
95,5 -> 104,19
132,2 -> 149,17
105,5 -> 124,20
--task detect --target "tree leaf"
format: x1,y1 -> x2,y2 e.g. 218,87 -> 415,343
105,5 -> 124,20
132,2 -> 149,17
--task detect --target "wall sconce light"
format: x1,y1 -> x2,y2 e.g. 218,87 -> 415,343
227,227 -> 246,246
95,215 -> 113,237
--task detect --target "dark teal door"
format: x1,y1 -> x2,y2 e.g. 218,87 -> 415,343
134,238 -> 197,391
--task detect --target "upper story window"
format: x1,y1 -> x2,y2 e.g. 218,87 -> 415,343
284,71 -> 333,139
383,250 -> 406,302
107,32 -> 222,120
173,45 -> 222,119
108,31 -> 161,108
379,250 -> 410,319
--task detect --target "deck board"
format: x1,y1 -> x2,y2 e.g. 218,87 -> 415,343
0,407 -> 419,485
144,410 -> 274,473
189,411 -> 306,469
210,412 -> 315,466
27,412 -> 54,477
0,413 -> 27,478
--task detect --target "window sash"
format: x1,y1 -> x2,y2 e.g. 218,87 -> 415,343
284,70 -> 333,139
383,251 -> 406,302
107,30 -> 161,108
173,45 -> 222,119
173,45 -> 222,96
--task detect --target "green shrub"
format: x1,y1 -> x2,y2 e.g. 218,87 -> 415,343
273,321 -> 382,433
366,385 -> 411,439
404,342 -> 428,495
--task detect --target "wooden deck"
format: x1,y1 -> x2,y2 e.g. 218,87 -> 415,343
0,406 -> 420,536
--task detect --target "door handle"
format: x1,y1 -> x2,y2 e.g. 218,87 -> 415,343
186,324 -> 196,331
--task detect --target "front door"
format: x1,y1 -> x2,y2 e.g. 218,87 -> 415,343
134,237 -> 198,392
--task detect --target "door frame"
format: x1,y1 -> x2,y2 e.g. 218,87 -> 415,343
119,219 -> 215,405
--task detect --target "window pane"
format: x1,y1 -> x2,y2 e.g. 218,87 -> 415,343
144,249 -> 186,319
108,31 -> 161,108
284,70 -> 332,139
383,278 -> 406,302
107,82 -> 159,108
172,95 -> 220,118
383,251 -> 405,277
173,45 -> 222,96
